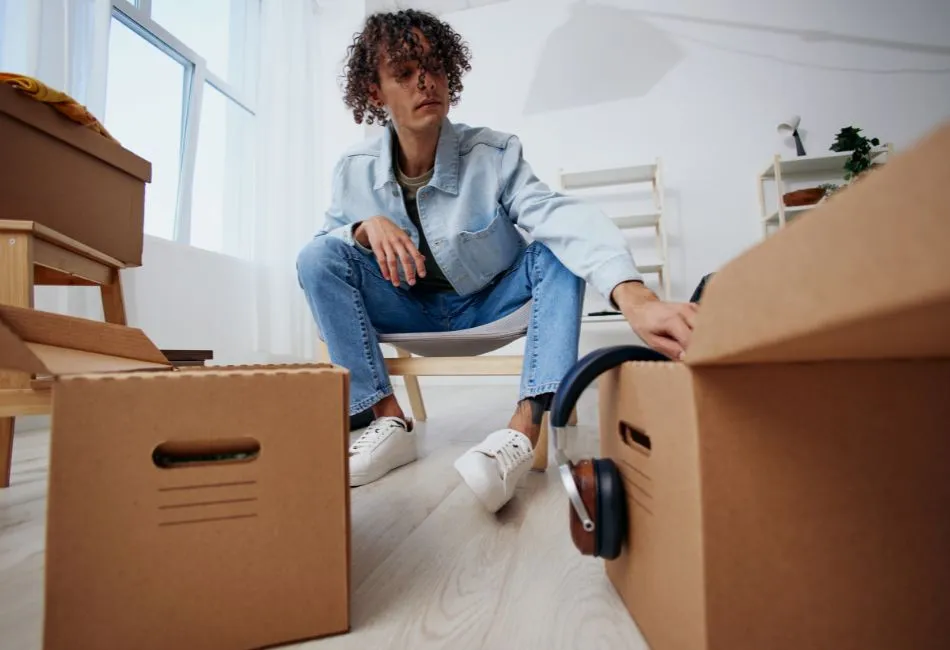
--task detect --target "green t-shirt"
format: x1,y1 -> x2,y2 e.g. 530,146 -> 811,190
395,162 -> 456,293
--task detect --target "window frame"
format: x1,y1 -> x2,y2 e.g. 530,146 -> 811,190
110,0 -> 258,249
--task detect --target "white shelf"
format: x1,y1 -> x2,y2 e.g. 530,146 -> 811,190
581,314 -> 626,324
757,142 -> 893,240
559,158 -> 670,300
612,211 -> 660,228
636,261 -> 664,274
759,147 -> 889,179
560,163 -> 657,190
763,204 -> 814,225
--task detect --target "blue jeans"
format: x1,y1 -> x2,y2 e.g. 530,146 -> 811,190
296,237 -> 584,416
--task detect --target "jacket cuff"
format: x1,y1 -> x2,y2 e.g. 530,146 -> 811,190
589,253 -> 644,307
327,222 -> 373,255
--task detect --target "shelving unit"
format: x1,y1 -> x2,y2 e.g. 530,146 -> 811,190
758,144 -> 892,237
558,159 -> 670,314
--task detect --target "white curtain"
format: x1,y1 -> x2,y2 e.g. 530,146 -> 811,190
251,0 -> 326,361
0,0 -> 112,321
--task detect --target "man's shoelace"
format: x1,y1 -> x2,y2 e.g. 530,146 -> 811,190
350,421 -> 400,454
492,433 -> 532,476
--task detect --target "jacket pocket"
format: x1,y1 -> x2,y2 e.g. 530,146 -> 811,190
456,206 -> 525,282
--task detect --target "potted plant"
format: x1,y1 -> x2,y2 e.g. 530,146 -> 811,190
812,126 -> 884,202
829,125 -> 882,181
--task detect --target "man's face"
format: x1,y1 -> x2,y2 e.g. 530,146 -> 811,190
372,30 -> 450,133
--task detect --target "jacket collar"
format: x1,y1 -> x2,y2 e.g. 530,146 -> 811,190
374,117 -> 459,195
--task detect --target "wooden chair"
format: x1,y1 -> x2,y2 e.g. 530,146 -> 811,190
0,219 -> 128,487
320,300 -> 578,472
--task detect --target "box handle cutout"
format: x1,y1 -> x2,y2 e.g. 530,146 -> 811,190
619,421 -> 651,455
152,438 -> 260,469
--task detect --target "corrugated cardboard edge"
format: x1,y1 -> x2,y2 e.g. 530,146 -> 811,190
174,362 -> 343,373
687,120 -> 950,366
0,305 -> 171,375
0,83 -> 151,181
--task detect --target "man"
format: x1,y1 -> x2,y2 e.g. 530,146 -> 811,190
296,9 -> 697,513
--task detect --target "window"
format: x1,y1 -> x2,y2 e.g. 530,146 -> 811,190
190,82 -> 255,254
105,18 -> 186,241
104,0 -> 259,256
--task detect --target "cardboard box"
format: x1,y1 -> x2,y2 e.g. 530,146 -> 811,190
0,306 -> 351,650
598,121 -> 950,650
0,82 -> 151,266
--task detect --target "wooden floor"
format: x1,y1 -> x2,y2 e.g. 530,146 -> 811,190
0,384 -> 648,650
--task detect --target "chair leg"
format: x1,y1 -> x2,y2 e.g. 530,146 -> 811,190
0,420 -> 12,488
394,347 -> 427,422
533,413 -> 549,472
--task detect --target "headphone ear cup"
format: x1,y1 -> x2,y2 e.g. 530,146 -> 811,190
568,460 -> 598,556
593,458 -> 626,560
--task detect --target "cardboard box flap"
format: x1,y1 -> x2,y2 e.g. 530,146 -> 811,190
688,121 -> 950,366
0,305 -> 171,376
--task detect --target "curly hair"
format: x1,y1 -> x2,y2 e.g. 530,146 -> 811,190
341,9 -> 472,126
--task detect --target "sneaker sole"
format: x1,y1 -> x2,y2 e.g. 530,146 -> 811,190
350,451 -> 418,487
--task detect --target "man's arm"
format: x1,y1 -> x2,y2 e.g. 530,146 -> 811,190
498,135 -> 697,358
498,135 -> 644,303
315,157 -> 373,254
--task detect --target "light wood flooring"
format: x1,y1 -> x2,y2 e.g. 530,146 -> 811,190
0,384 -> 648,650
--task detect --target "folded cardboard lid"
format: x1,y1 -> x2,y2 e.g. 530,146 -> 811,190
0,83 -> 151,182
0,305 -> 172,376
688,121 -> 950,366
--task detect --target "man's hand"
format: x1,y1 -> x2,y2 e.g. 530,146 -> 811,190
354,216 -> 427,287
611,281 -> 698,360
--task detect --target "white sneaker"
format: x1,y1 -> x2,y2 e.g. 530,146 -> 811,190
349,416 -> 417,487
454,428 -> 534,513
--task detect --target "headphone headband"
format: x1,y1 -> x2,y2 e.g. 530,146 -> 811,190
550,344 -> 669,430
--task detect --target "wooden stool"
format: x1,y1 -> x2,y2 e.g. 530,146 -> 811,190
0,219 -> 128,487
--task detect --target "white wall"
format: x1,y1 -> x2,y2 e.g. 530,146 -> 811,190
436,0 -> 950,300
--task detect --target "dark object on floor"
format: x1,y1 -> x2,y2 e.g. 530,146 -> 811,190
160,349 -> 214,367
690,273 -> 714,303
350,408 -> 373,431
587,310 -> 622,317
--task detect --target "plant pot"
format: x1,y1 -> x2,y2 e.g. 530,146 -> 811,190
783,187 -> 825,207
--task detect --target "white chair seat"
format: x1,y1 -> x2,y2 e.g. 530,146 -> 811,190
378,300 -> 531,357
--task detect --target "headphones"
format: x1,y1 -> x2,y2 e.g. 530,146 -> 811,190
548,345 -> 670,560
549,273 -> 712,560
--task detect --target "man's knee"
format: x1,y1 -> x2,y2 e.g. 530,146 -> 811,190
527,241 -> 561,268
527,242 -> 581,287
296,236 -> 350,285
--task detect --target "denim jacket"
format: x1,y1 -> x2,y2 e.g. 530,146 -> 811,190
317,117 -> 642,301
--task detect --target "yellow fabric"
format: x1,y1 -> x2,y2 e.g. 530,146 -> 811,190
0,72 -> 118,142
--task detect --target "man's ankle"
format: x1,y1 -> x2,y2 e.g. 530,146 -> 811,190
508,393 -> 553,447
373,394 -> 407,422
